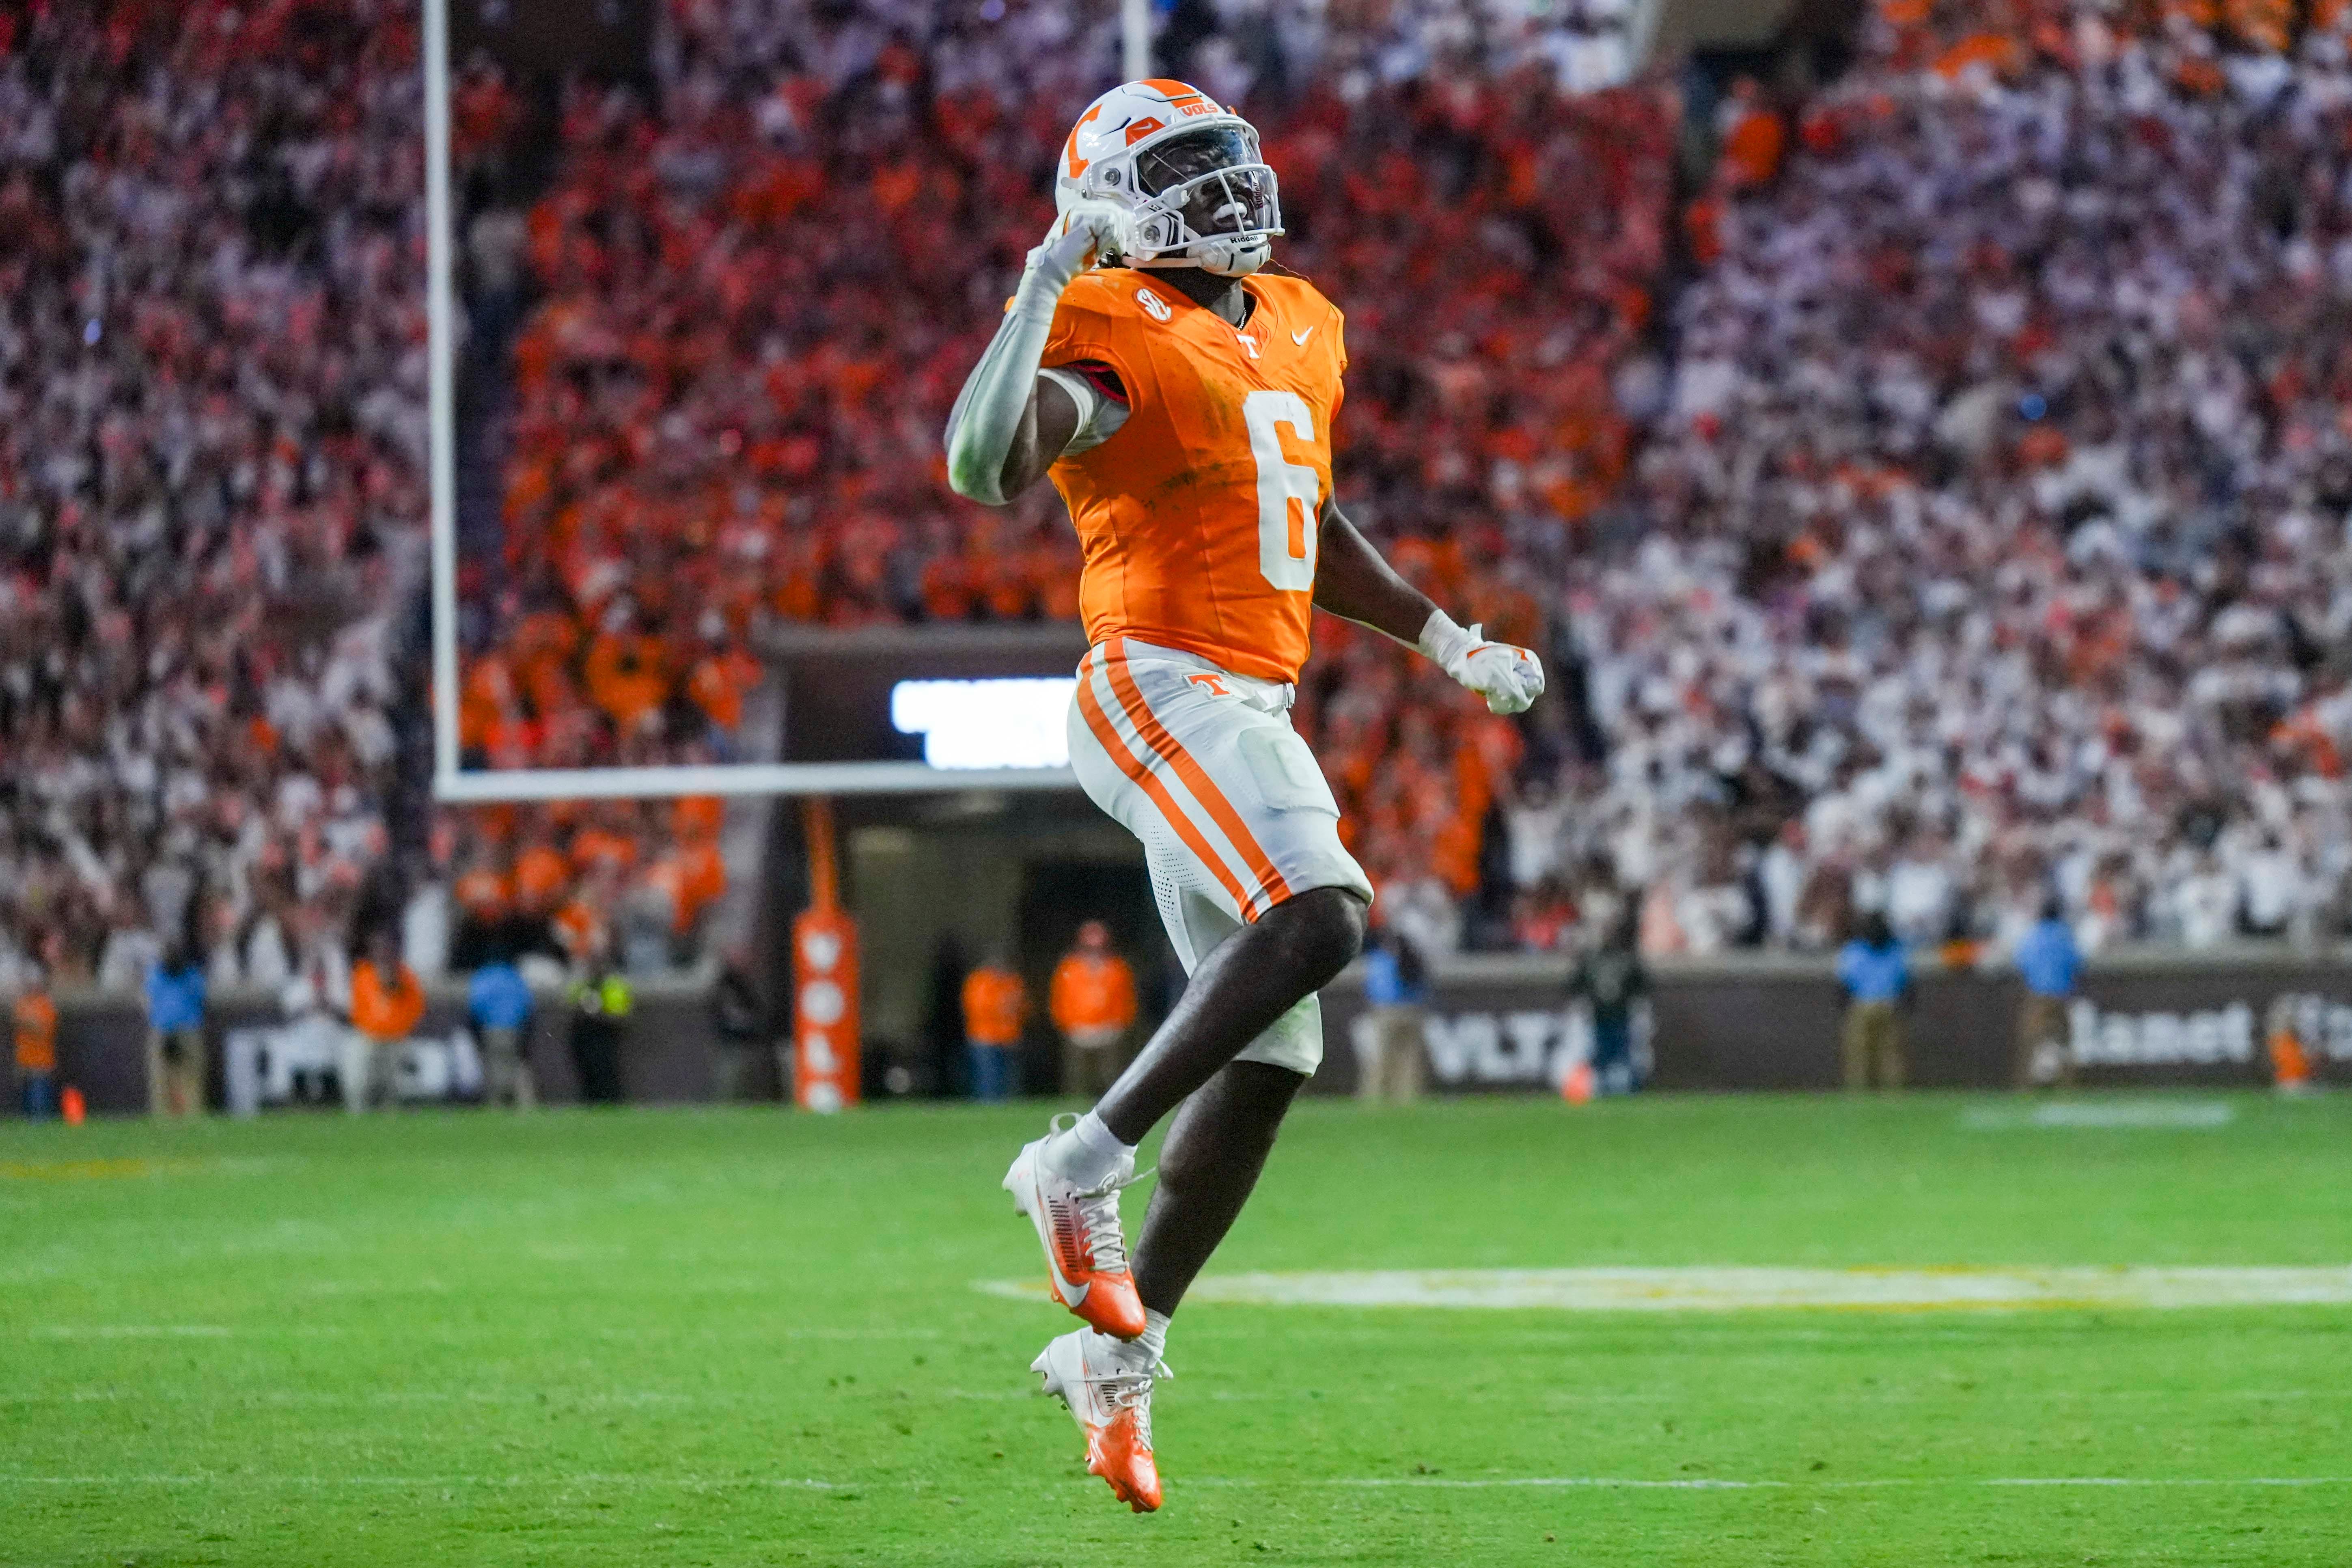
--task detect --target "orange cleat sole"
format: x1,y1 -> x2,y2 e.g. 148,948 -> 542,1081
1087,1425 -> 1162,1512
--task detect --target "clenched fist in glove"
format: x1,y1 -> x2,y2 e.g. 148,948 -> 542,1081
1419,610 -> 1546,716
1027,200 -> 1138,291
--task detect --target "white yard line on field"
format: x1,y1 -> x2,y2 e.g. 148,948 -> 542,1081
27,1324 -> 233,1339
1287,1476 -> 2352,1491
0,1474 -> 853,1490
1960,1102 -> 2237,1130
6,1473 -> 2347,1493
980,1265 -> 2352,1312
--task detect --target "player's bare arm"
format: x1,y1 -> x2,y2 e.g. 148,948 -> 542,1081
1316,497 -> 1548,715
1312,498 -> 1437,644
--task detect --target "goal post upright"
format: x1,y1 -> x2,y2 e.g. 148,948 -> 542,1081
1122,0 -> 1149,79
423,0 -> 462,798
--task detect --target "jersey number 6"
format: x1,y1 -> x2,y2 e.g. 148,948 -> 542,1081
1245,390 -> 1319,592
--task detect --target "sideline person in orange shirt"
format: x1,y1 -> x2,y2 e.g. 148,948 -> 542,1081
346,928 -> 427,1113
961,954 -> 1028,1102
1048,921 -> 1138,1098
13,975 -> 60,1119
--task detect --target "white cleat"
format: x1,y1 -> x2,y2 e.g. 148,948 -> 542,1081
1033,1328 -> 1168,1513
1002,1114 -> 1147,1339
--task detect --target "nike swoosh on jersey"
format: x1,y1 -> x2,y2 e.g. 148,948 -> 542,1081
1292,327 -> 1313,345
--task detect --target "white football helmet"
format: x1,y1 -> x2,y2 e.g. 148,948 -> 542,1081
1054,79 -> 1282,278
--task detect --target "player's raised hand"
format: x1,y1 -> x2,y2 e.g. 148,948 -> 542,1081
1029,200 -> 1136,288
1419,612 -> 1546,715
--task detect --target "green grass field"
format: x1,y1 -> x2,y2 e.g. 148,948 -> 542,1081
3,1091 -> 2348,1566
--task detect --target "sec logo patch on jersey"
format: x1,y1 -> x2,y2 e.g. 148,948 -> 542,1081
1134,286 -> 1172,322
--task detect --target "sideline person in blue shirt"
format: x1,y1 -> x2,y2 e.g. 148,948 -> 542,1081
2011,897 -> 2079,1088
144,948 -> 209,1117
1835,912 -> 1908,1091
468,958 -> 538,1110
1357,930 -> 1429,1102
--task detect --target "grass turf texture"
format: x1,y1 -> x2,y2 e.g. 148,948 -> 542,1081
2,1092 -> 2347,1567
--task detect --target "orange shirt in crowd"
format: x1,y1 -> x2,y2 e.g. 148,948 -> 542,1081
351,960 -> 426,1043
687,650 -> 761,731
1049,952 -> 1137,1037
1720,107 -> 1787,187
961,965 -> 1028,1048
513,843 -> 571,911
570,825 -> 638,879
583,630 -> 669,732
1933,32 -> 2018,81
673,794 -> 725,843
644,841 -> 727,934
13,990 -> 58,1072
676,840 -> 727,918
553,898 -> 606,960
454,867 -> 512,923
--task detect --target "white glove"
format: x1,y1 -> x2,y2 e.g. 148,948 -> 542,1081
1025,199 -> 1137,290
1419,609 -> 1546,716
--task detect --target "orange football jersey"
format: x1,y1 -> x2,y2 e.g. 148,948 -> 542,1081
1043,270 -> 1346,685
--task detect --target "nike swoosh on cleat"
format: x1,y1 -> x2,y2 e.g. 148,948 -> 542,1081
1030,1180 -> 1090,1305
1292,327 -> 1313,345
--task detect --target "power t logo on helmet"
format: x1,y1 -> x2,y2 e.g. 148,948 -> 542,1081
1054,80 -> 1283,278
942,74 -> 1543,1517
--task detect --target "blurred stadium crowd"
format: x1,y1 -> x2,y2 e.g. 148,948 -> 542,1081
0,0 -> 428,996
1569,0 -> 2352,958
0,0 -> 728,996
6,0 -> 2352,1003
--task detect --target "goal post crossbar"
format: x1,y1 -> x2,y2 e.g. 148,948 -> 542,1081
432,763 -> 1077,802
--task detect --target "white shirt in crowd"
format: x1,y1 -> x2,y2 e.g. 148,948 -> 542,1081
2172,868 -> 2238,951
2238,846 -> 2301,934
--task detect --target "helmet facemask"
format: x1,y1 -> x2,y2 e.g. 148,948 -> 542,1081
1122,124 -> 1282,278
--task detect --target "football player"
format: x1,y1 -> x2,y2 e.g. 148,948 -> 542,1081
944,78 -> 1544,1512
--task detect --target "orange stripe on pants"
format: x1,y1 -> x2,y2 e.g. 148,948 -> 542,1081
1076,659 -> 1255,918
1104,640 -> 1292,919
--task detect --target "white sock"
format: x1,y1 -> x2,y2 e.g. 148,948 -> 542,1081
1043,1111 -> 1134,1190
1135,1308 -> 1171,1365
1098,1309 -> 1171,1371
